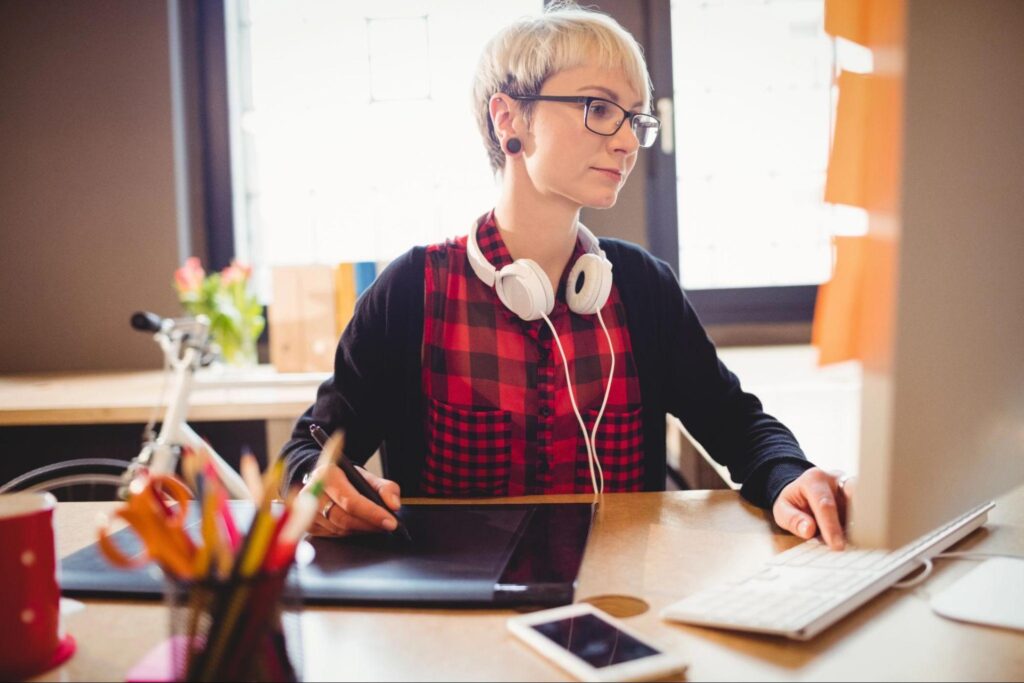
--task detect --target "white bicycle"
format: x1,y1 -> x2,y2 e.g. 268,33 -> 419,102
0,312 -> 248,500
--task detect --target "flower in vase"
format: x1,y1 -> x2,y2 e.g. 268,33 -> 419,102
173,258 -> 265,366
174,257 -> 205,295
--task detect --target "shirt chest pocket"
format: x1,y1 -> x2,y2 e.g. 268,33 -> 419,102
421,397 -> 513,496
575,405 -> 645,493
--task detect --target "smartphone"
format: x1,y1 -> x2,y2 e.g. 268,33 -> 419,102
507,603 -> 688,682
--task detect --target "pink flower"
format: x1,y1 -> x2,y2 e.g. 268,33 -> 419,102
174,257 -> 205,293
220,260 -> 252,287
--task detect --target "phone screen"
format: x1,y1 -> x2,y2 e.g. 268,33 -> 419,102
530,613 -> 660,668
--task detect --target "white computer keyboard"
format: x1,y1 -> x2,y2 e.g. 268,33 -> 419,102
661,501 -> 994,640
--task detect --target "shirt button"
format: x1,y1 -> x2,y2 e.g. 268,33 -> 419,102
539,406 -> 552,417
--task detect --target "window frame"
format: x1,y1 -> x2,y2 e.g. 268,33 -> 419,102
196,0 -> 235,272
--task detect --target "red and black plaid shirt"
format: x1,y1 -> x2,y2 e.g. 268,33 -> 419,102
420,211 -> 644,496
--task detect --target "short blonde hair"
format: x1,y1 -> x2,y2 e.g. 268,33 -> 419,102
472,1 -> 653,174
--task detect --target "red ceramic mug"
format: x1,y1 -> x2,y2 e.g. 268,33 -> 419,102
0,492 -> 76,679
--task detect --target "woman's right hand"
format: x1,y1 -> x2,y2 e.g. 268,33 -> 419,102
305,463 -> 403,537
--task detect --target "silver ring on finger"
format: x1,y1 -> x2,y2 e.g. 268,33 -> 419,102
322,500 -> 336,520
838,475 -> 850,493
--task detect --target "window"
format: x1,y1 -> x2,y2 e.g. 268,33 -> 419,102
225,0 -> 542,299
670,0 -> 869,291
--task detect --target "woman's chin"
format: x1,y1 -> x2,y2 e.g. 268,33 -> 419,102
586,192 -> 619,210
556,186 -> 620,210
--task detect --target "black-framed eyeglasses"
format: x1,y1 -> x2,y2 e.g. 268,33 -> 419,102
510,95 -> 660,148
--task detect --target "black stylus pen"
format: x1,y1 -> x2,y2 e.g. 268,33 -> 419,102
309,423 -> 413,542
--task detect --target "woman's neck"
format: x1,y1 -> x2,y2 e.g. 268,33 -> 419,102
493,173 -> 580,291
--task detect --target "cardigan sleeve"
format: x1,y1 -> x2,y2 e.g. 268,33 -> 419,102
654,260 -> 814,508
279,247 -> 422,490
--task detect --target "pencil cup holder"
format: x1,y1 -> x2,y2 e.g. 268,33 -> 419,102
165,571 -> 303,682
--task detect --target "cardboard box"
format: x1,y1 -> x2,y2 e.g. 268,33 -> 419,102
269,265 -> 338,373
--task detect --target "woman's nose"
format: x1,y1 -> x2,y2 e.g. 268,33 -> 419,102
611,119 -> 641,155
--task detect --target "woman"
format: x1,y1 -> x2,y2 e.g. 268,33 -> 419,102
281,2 -> 849,550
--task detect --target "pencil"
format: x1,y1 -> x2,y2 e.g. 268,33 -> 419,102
240,450 -> 264,502
265,480 -> 324,572
196,458 -> 286,679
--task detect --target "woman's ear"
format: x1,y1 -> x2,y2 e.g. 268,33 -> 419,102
489,93 -> 518,145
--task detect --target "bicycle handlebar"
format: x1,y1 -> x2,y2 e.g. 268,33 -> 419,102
131,311 -> 165,333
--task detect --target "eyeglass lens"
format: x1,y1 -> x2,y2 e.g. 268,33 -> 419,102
631,117 -> 659,148
585,100 -> 659,147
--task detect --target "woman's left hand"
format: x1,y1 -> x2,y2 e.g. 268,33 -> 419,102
772,467 -> 853,550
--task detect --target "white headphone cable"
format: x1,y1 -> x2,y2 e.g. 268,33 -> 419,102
588,309 -> 616,494
541,313 -> 603,495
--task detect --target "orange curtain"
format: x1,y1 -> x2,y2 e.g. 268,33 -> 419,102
813,0 -> 904,369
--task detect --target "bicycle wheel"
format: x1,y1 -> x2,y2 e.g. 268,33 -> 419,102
0,458 -> 129,502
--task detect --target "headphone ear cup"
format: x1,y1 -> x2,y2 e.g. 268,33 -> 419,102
495,259 -> 554,321
566,253 -> 613,315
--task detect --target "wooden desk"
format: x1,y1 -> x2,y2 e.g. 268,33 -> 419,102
0,366 -> 324,458
36,488 -> 1024,682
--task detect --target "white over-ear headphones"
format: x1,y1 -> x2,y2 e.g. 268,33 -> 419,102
466,215 -> 613,321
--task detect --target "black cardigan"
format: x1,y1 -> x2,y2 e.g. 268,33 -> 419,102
280,238 -> 813,509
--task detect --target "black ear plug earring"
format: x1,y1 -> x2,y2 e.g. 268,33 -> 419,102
505,137 -> 522,154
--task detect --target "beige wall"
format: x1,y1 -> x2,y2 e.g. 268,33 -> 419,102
0,0 -> 181,372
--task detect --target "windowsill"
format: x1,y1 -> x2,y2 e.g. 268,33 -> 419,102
717,344 -> 862,476
707,322 -> 812,347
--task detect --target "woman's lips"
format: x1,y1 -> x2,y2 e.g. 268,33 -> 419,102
592,167 -> 622,181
